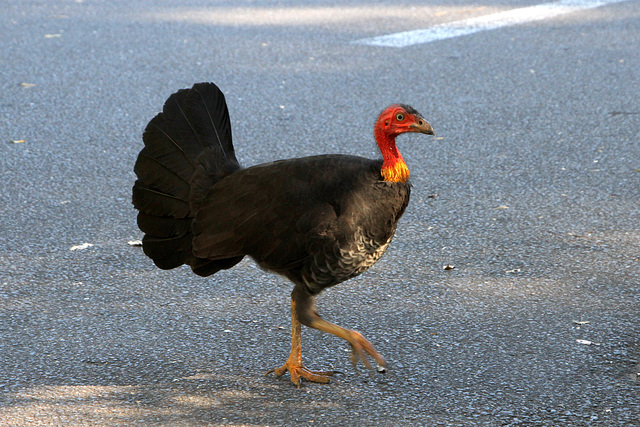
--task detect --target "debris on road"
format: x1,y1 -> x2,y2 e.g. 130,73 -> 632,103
69,243 -> 94,251
576,339 -> 600,346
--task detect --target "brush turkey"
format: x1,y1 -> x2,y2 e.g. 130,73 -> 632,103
132,82 -> 434,386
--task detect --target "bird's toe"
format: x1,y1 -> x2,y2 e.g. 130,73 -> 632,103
346,330 -> 387,371
266,362 -> 334,387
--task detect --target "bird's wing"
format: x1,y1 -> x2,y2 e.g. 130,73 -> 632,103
191,159 -> 338,268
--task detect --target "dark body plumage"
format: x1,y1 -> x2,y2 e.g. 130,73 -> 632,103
133,82 -> 432,386
192,155 -> 410,295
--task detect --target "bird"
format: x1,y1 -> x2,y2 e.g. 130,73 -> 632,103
132,82 -> 434,387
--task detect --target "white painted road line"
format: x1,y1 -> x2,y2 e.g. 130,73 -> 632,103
354,0 -> 633,47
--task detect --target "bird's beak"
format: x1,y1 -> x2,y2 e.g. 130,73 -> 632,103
410,119 -> 435,135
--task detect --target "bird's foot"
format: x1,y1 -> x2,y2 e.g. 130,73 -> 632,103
266,362 -> 336,388
345,330 -> 387,372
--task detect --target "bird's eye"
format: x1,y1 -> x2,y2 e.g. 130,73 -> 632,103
396,113 -> 405,121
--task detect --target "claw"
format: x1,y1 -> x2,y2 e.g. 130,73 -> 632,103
344,330 -> 386,372
267,362 -> 335,387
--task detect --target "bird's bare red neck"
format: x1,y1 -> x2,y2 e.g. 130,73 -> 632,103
375,128 -> 409,183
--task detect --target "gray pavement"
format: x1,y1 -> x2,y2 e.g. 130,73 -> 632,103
1,1 -> 639,425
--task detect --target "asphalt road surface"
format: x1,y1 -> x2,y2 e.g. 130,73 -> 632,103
1,1 -> 639,425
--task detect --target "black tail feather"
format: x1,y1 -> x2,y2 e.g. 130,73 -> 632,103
132,181 -> 190,218
133,150 -> 191,199
132,82 -> 243,275
142,234 -> 193,270
182,84 -> 237,160
141,118 -> 197,182
136,212 -> 191,238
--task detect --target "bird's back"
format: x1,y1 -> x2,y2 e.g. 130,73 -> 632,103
192,154 -> 411,294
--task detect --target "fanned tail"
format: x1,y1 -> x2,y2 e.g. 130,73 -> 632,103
132,82 -> 244,276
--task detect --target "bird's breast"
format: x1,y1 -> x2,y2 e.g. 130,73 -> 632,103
339,230 -> 394,273
303,225 -> 397,294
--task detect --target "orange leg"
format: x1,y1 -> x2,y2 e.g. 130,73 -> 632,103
296,285 -> 387,372
308,316 -> 386,372
265,298 -> 335,387
267,286 -> 387,387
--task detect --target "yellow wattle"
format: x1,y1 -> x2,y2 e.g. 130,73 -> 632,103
381,160 -> 410,183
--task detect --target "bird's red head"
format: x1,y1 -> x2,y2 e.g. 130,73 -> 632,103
374,104 -> 434,183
